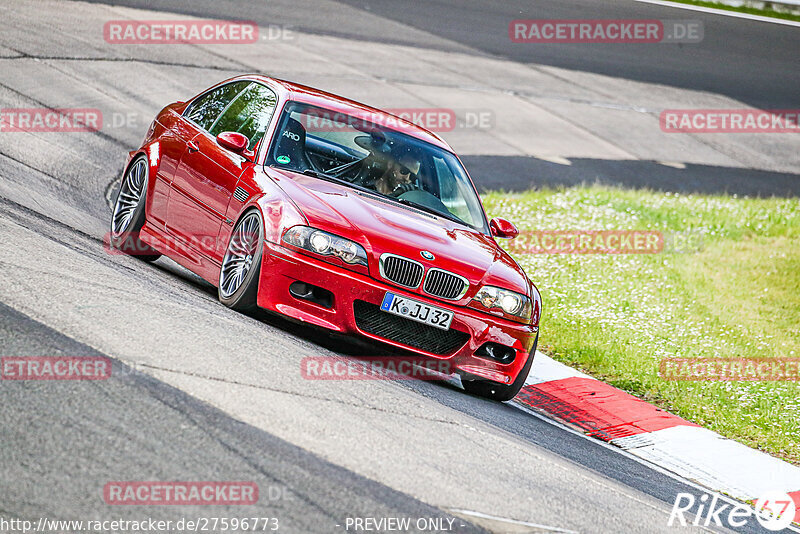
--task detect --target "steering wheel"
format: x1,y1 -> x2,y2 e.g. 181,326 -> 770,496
325,134 -> 391,181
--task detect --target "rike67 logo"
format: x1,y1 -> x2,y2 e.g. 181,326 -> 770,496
669,491 -> 797,531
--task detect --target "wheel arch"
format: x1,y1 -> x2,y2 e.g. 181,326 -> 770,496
220,180 -> 308,263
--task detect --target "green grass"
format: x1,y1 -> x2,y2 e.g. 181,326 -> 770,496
664,0 -> 800,22
483,186 -> 800,464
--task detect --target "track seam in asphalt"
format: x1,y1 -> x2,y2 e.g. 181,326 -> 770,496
0,301 -> 488,533
135,361 -> 463,425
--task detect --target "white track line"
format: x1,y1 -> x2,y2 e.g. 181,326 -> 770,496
510,401 -> 800,533
614,426 -> 800,500
518,353 -> 800,528
449,509 -> 580,533
635,0 -> 800,27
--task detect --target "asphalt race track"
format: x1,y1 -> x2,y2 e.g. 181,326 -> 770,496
1,1 -> 797,533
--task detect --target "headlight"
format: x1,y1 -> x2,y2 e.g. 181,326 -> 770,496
282,226 -> 368,267
472,285 -> 532,322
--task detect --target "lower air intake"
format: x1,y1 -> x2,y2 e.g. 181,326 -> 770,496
353,300 -> 470,355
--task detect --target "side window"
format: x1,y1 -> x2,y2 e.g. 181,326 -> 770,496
434,156 -> 473,225
434,157 -> 457,202
184,81 -> 250,131
209,83 -> 278,150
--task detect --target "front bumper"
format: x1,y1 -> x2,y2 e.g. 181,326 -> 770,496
257,242 -> 539,385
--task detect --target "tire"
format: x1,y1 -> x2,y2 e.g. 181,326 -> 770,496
461,332 -> 538,402
218,209 -> 264,311
109,155 -> 161,262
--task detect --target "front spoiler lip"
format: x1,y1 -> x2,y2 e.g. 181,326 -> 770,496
457,365 -> 513,383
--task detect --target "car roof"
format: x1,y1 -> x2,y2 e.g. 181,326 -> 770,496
238,74 -> 453,151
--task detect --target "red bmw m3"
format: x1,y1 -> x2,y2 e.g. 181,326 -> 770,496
110,75 -> 541,400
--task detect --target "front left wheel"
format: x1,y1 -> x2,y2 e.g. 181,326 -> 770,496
218,209 -> 264,311
110,155 -> 161,262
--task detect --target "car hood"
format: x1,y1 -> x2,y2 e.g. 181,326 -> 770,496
266,167 -> 529,298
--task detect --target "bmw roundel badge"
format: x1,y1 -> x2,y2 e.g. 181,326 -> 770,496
420,250 -> 435,260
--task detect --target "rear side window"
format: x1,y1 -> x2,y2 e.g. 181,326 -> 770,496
209,83 -> 278,150
184,81 -> 250,131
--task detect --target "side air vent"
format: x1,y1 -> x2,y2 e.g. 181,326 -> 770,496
233,187 -> 249,202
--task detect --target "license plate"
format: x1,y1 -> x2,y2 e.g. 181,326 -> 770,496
380,292 -> 454,330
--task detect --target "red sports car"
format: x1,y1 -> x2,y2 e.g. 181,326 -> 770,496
110,75 -> 541,400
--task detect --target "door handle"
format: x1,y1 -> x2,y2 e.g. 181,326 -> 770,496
187,140 -> 200,152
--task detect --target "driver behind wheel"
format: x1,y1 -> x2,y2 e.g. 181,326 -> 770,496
375,154 -> 421,197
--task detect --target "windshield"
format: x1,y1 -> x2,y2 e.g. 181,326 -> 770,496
265,102 -> 488,232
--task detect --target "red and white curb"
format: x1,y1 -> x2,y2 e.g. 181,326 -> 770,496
514,351 -> 800,524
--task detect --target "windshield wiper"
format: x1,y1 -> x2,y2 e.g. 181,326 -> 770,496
395,197 -> 464,226
301,168 -> 346,183
300,168 -> 375,195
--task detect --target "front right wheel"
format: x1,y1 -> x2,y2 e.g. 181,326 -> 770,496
461,332 -> 538,402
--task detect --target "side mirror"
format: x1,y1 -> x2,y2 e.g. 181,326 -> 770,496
490,217 -> 519,239
217,131 -> 253,160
